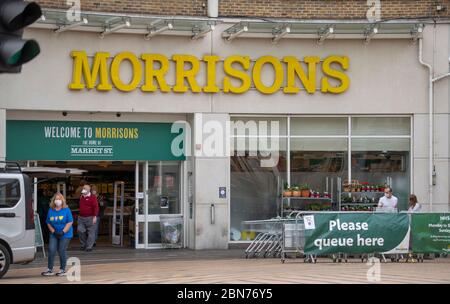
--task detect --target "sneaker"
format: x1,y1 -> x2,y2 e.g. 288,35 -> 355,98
85,248 -> 93,252
80,247 -> 86,251
41,269 -> 55,276
56,270 -> 67,277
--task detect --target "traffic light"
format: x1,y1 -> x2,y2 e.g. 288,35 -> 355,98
0,0 -> 42,73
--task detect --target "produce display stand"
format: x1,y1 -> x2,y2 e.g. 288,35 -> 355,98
338,178 -> 392,211
339,191 -> 383,211
282,197 -> 333,216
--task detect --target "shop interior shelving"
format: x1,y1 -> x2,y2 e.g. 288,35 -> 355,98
339,191 -> 384,211
280,177 -> 341,215
281,196 -> 333,215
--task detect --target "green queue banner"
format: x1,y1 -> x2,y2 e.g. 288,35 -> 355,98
303,213 -> 410,255
6,120 -> 186,161
411,213 -> 450,254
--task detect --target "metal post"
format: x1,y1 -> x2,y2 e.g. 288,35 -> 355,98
112,181 -> 125,246
120,181 -> 124,247
112,182 -> 117,245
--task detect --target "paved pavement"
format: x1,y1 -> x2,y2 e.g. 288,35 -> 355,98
2,247 -> 450,284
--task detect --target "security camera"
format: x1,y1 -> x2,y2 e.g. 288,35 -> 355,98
62,111 -> 67,116
116,112 -> 121,118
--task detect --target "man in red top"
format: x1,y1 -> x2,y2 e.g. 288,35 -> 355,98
78,184 -> 99,252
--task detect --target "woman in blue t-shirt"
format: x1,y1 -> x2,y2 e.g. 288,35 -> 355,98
41,193 -> 73,277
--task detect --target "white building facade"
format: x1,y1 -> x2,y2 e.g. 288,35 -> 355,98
0,11 -> 449,249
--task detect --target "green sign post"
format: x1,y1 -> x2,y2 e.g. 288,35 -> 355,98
6,120 -> 185,161
411,213 -> 450,254
304,213 -> 410,255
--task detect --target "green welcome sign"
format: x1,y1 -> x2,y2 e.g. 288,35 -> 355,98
412,213 -> 450,254
304,213 -> 409,254
6,120 -> 185,161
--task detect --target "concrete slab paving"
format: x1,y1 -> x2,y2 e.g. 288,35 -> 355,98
1,248 -> 449,284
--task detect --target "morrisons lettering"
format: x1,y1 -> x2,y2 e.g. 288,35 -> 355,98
69,51 -> 350,95
94,127 -> 139,139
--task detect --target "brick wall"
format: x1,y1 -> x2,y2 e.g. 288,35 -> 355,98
34,0 -> 450,19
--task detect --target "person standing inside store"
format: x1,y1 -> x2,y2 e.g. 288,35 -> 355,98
408,194 -> 422,212
41,193 -> 73,276
377,187 -> 398,211
74,180 -> 87,198
78,184 -> 99,252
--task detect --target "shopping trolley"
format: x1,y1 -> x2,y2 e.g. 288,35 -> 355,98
242,219 -> 284,258
281,211 -> 317,263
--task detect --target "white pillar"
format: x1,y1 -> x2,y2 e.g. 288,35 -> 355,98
193,113 -> 230,249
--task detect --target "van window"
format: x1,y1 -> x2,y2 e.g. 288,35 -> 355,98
0,179 -> 21,208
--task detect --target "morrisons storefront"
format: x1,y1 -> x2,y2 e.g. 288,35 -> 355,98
0,9 -> 449,249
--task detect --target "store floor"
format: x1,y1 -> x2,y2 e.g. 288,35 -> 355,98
67,235 -> 134,250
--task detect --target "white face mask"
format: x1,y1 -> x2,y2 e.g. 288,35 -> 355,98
55,199 -> 63,207
81,189 -> 88,195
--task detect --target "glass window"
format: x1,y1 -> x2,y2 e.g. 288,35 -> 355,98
0,178 -> 21,208
290,138 -> 348,213
147,222 -> 162,244
351,138 -> 410,210
147,162 -> 181,215
230,115 -> 412,242
352,117 -> 410,136
291,117 -> 348,136
138,222 -> 144,245
231,117 -> 287,137
230,138 -> 287,241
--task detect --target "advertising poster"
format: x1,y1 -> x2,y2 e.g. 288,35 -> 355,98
412,213 -> 450,254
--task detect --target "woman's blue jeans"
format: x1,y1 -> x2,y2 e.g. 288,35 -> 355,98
48,235 -> 71,271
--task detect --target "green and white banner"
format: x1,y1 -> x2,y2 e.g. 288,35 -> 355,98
411,213 -> 450,254
304,213 -> 410,254
6,120 -> 186,161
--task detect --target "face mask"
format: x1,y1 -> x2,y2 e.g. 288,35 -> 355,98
55,199 -> 63,207
385,193 -> 391,198
81,189 -> 88,195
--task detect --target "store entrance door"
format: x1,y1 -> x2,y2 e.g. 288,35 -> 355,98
135,161 -> 183,249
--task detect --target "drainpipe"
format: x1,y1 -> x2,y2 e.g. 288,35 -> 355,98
418,37 -> 450,212
207,0 -> 219,18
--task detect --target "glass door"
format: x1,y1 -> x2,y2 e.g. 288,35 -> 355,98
135,161 -> 146,249
135,161 -> 182,249
146,161 -> 182,248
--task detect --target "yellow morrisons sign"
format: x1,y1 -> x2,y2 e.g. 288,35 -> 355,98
69,51 -> 349,95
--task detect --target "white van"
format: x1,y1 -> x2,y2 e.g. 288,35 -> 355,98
0,162 -> 35,279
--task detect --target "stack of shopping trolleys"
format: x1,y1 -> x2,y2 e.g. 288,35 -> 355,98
242,212 -> 316,263
242,219 -> 283,259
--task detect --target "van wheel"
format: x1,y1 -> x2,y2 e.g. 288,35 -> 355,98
0,244 -> 11,279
